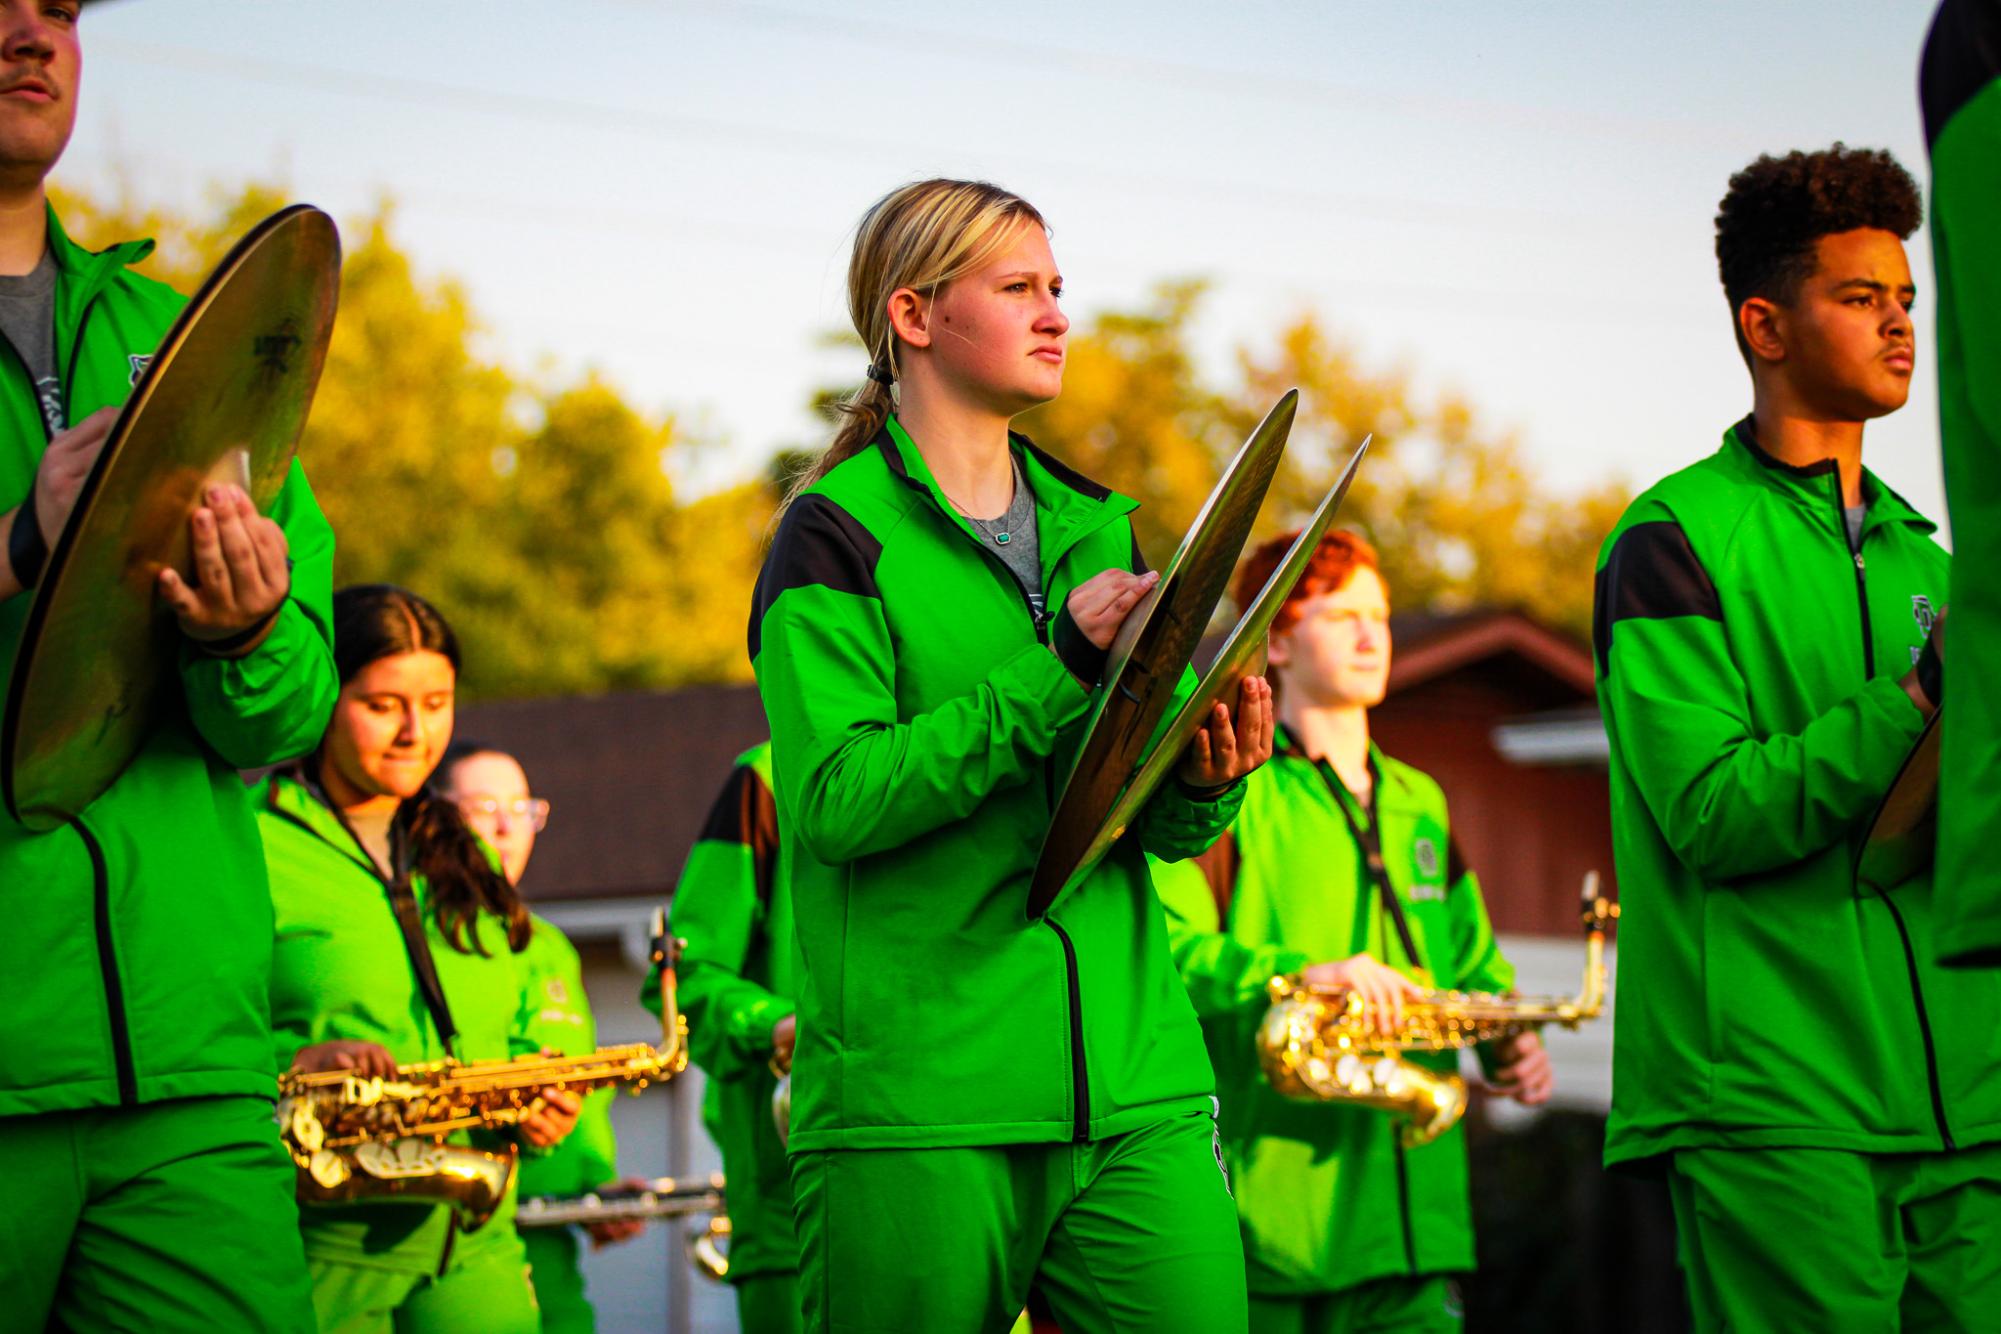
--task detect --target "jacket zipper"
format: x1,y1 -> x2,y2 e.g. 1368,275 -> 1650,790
1393,1136 -> 1418,1272
1045,918 -> 1092,1142
1835,479 -> 1953,1149
56,295 -> 102,441
1876,889 -> 1955,1150
894,464 -> 1112,1143
74,818 -> 138,1106
1835,479 -> 1876,678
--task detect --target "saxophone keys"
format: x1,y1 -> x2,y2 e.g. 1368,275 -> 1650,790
307,1148 -> 351,1189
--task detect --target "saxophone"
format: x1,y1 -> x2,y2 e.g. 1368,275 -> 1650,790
1257,874 -> 1616,1147
276,910 -> 690,1230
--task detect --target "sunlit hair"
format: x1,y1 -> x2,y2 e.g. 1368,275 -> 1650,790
323,586 -> 531,956
785,179 -> 1048,505
1234,528 -> 1387,641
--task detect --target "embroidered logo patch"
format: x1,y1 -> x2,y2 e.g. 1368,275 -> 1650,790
1912,595 -> 1937,637
544,978 -> 570,1005
128,353 -> 152,386
1414,836 -> 1440,880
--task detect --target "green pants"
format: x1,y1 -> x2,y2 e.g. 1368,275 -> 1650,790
521,1227 -> 593,1333
0,1095 -> 313,1334
1248,1277 -> 1462,1334
1668,1144 -> 2001,1332
736,1271 -> 803,1334
791,1107 -> 1245,1334
308,1229 -> 540,1334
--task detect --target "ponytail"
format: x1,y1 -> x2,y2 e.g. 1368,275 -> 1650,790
405,789 -> 532,955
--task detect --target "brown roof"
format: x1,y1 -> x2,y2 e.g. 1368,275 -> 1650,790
465,607 -> 1599,906
456,684 -> 767,904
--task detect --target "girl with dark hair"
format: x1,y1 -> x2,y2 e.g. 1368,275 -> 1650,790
256,585 -> 579,1334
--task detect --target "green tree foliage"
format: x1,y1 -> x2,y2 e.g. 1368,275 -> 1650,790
55,179 -> 1618,696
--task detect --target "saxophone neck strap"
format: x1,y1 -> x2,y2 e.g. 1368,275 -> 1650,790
384,830 -> 460,1053
302,764 -> 461,1051
1314,755 -> 1424,971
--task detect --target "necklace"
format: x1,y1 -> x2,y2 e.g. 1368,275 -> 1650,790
943,464 -> 1020,546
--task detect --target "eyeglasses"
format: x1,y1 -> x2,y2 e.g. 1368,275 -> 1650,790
458,795 -> 551,833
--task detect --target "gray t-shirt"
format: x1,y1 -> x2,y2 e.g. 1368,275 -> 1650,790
0,247 -> 62,437
1845,504 -> 1868,553
965,454 -> 1044,619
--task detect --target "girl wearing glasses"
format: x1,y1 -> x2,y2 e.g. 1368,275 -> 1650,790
257,585 -> 580,1334
438,742 -> 644,1334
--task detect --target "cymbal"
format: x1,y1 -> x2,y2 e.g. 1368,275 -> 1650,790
1028,389 -> 1298,916
1063,437 -> 1370,884
1856,708 -> 1941,892
2,205 -> 341,830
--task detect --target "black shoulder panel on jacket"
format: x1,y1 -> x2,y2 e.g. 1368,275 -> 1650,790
748,493 -> 884,661
694,762 -> 782,907
1592,520 -> 1722,675
1446,833 -> 1471,888
1922,0 -> 2001,150
1129,526 -> 1150,576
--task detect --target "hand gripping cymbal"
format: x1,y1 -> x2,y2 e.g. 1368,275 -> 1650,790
1028,390 -> 1299,917
2,205 -> 341,829
1063,437 -> 1370,891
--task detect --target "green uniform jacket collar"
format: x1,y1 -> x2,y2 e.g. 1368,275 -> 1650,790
1269,722 -> 1426,818
262,768 -> 397,882
876,416 -> 1139,562
1723,417 -> 1937,543
43,202 -> 155,340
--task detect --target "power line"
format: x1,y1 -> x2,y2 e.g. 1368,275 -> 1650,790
90,33 -> 1686,243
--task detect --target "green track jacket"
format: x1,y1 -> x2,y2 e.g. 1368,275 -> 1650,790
1923,0 -> 2001,967
259,773 -> 539,1271
749,418 -> 1243,1152
1593,421 -> 2001,1169
0,206 -> 336,1117
649,742 -> 799,1282
516,915 -> 619,1203
1154,734 -> 1512,1296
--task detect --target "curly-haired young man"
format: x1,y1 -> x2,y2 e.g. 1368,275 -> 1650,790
1593,144 -> 2001,1330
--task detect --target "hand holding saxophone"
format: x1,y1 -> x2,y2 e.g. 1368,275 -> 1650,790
1485,1030 -> 1554,1106
518,1086 -> 581,1148
291,1039 -> 398,1079
771,1014 -> 796,1070
1298,954 -> 1427,1037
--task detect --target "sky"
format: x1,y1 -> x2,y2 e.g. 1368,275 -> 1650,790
63,0 -> 1955,534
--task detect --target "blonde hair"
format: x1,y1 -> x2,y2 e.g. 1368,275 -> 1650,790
788,179 -> 1047,502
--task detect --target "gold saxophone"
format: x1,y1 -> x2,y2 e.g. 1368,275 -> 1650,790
1257,874 -> 1617,1147
276,910 -> 690,1231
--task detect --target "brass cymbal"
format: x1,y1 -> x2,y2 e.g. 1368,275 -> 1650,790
1028,389 -> 1298,916
2,205 -> 341,830
1856,708 -> 1941,892
1063,437 -> 1370,885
